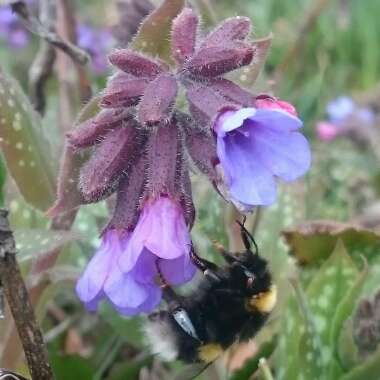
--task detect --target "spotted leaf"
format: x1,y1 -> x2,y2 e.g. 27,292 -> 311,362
0,68 -> 56,211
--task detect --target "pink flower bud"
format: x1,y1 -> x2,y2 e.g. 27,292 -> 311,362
256,97 -> 298,117
171,7 -> 199,64
79,123 -> 143,200
202,16 -> 251,48
138,73 -> 178,125
108,49 -> 166,78
101,73 -> 148,108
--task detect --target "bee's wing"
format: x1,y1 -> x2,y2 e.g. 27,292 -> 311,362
171,362 -> 213,380
0,369 -> 29,380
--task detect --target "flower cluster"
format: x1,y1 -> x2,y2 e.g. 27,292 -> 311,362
53,9 -> 311,315
316,96 -> 375,142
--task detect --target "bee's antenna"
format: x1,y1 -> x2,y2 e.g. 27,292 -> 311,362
236,219 -> 259,255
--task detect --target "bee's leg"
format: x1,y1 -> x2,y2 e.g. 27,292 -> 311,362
190,245 -> 221,282
236,218 -> 259,255
212,240 -> 237,264
156,263 -> 182,310
156,261 -> 201,342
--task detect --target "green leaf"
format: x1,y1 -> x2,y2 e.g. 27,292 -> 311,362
337,319 -> 360,371
330,258 -> 368,353
132,0 -> 185,64
0,67 -> 56,211
306,241 -> 358,349
229,338 -> 276,380
50,354 -> 95,380
282,221 -> 380,266
14,228 -> 81,262
340,346 -> 380,380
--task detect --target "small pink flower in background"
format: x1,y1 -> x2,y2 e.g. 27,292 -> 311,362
213,102 -> 310,210
316,121 -> 340,141
316,96 -> 375,142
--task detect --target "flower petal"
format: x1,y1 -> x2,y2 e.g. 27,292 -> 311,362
215,108 -> 256,134
217,130 -> 277,206
252,108 -> 302,132
115,285 -> 162,316
158,253 -> 196,286
251,126 -> 311,181
104,268 -> 148,309
119,197 -> 190,273
76,230 -> 120,309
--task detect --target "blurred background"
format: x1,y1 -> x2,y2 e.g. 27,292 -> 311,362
0,0 -> 380,379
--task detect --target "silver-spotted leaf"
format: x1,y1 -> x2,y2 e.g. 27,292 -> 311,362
0,68 -> 56,211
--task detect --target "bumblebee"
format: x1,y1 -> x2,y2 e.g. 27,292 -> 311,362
144,220 -> 276,369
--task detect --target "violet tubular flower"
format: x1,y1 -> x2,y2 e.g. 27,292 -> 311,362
214,103 -> 311,210
76,229 -> 162,315
119,196 -> 195,287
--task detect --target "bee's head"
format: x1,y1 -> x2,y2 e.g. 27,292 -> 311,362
226,219 -> 273,298
229,250 -> 272,297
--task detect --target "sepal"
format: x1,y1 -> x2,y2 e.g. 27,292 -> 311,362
171,7 -> 199,64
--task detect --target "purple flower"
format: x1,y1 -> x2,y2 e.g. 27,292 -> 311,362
214,105 -> 311,210
76,196 -> 195,315
119,196 -> 196,288
76,229 -> 162,315
0,6 -> 30,49
77,24 -> 114,74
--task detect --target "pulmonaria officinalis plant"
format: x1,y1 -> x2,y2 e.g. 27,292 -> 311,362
49,7 -> 311,315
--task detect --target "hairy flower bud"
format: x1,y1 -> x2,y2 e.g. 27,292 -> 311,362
186,42 -> 254,77
186,84 -> 238,126
67,109 -> 131,149
210,78 -> 255,106
145,122 -> 180,197
201,16 -> 251,48
108,49 -> 166,78
101,73 -> 148,108
138,73 -> 178,125
171,7 -> 198,64
79,123 -> 143,200
108,155 -> 147,231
